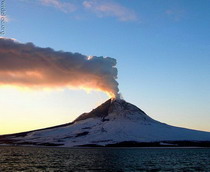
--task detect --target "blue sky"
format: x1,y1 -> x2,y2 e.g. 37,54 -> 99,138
0,0 -> 210,134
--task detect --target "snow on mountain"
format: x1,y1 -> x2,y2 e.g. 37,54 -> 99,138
1,99 -> 210,147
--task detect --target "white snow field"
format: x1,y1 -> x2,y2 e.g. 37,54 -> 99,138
3,99 -> 210,147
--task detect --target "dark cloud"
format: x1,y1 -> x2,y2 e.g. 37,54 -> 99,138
0,38 -> 119,98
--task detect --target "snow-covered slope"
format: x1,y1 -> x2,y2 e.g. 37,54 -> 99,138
1,99 -> 210,147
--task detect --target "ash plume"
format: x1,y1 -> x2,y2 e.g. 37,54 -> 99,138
0,38 -> 119,98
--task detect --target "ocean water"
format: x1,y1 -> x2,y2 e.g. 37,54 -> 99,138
0,146 -> 210,171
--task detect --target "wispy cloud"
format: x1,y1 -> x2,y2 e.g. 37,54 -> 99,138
40,0 -> 77,13
165,9 -> 185,21
29,0 -> 138,22
83,0 -> 138,21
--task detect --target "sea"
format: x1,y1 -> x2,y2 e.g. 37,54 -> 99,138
0,146 -> 210,171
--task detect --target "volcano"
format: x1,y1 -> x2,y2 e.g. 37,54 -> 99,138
1,99 -> 210,147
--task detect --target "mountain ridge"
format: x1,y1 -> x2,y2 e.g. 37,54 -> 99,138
1,99 -> 210,147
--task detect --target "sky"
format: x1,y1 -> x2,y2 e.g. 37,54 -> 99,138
0,0 -> 210,134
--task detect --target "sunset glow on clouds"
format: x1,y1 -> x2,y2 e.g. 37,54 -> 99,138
0,38 -> 119,98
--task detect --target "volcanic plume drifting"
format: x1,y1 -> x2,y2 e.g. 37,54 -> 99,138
0,38 -> 119,98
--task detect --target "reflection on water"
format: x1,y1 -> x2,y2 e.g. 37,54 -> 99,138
0,146 -> 210,171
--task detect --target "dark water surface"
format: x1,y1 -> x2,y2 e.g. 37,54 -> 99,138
0,146 -> 210,171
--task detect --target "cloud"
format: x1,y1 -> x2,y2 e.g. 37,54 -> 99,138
24,0 -> 138,22
40,0 -> 77,13
83,0 -> 138,21
165,9 -> 185,21
0,38 -> 119,98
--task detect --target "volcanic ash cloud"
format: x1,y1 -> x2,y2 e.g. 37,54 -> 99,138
0,38 -> 119,98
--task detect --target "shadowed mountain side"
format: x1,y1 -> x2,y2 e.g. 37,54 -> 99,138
1,99 -> 210,147
74,99 -> 112,122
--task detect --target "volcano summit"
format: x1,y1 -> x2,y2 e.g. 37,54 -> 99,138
1,99 -> 210,147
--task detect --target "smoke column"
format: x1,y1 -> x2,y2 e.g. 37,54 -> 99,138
0,38 -> 119,98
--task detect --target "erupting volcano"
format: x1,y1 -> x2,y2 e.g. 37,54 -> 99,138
0,38 -> 210,147
1,98 -> 210,147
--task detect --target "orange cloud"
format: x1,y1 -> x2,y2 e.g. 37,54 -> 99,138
0,38 -> 119,98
